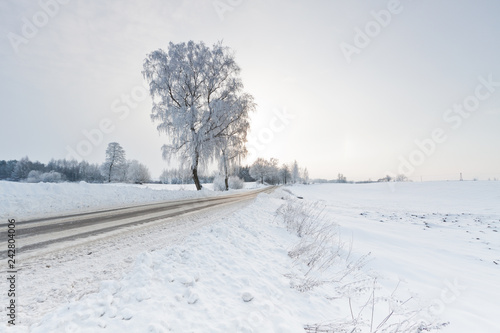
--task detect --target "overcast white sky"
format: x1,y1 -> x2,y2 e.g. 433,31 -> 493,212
1,0 -> 499,181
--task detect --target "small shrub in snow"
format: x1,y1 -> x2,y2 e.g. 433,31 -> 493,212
213,175 -> 227,191
228,176 -> 244,189
40,171 -> 63,183
26,170 -> 63,183
26,170 -> 43,183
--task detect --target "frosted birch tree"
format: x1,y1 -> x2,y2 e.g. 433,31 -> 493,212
102,142 -> 126,183
143,41 -> 254,190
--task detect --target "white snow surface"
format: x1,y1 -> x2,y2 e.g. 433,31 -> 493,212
0,181 -> 498,332
290,181 -> 500,333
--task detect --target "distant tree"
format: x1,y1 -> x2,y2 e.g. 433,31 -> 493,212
249,158 -> 281,185
160,167 -> 194,184
302,167 -> 309,184
0,160 -> 17,180
249,158 -> 269,184
291,160 -> 300,184
46,159 -> 80,182
237,165 -> 255,182
1,157 -> 106,183
395,174 -> 408,182
64,160 -> 80,182
102,142 -> 126,182
143,40 -> 255,190
159,169 -> 170,184
0,160 -> 6,179
78,161 -> 104,183
280,164 -> 291,184
11,157 -> 33,181
267,158 -> 280,185
377,175 -> 392,182
337,173 -> 347,183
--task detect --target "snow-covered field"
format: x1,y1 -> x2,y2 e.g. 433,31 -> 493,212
290,181 -> 500,332
1,181 -> 499,332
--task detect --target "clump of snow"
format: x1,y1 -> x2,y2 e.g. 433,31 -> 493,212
241,292 -> 254,302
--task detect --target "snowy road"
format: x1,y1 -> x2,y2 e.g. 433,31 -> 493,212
11,186 -> 275,259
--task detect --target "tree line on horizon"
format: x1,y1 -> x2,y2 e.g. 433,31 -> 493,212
0,142 -> 150,184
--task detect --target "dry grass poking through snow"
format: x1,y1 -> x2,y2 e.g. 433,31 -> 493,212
277,200 -> 368,292
276,196 -> 449,333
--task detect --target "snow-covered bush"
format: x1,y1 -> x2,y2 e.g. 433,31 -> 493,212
126,160 -> 151,183
213,175 -> 227,191
26,170 -> 63,183
228,176 -> 244,189
40,171 -> 63,183
26,170 -> 43,183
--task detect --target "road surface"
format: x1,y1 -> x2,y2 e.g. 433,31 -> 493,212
9,186 -> 275,258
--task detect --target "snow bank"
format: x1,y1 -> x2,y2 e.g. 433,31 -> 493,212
0,181 -> 258,219
26,193 -> 333,333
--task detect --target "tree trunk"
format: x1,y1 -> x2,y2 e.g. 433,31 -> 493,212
191,152 -> 202,190
108,163 -> 113,183
192,167 -> 202,190
221,150 -> 229,191
223,153 -> 229,191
